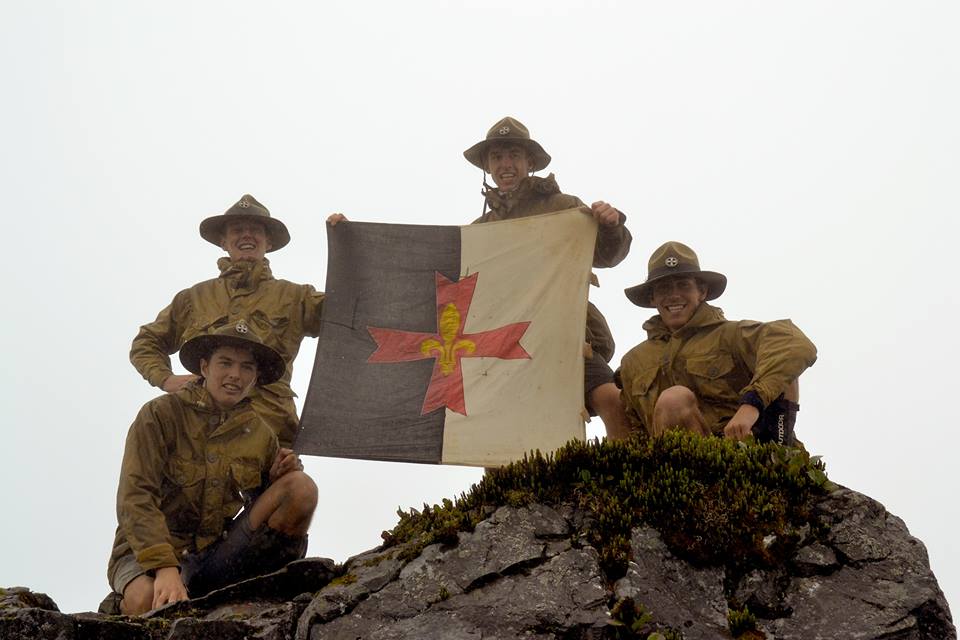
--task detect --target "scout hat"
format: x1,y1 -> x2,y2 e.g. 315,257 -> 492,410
624,241 -> 727,308
463,116 -> 552,172
199,194 -> 291,252
179,320 -> 286,385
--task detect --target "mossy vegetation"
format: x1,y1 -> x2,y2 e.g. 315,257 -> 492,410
383,432 -> 834,580
329,573 -> 358,587
728,605 -> 765,639
609,597 -> 683,639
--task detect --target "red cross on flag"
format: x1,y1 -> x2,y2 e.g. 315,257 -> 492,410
298,210 -> 596,467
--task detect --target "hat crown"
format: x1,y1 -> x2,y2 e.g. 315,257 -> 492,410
223,194 -> 271,220
647,241 -> 701,275
485,116 -> 531,142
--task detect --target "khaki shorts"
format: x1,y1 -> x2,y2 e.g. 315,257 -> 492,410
109,551 -> 148,596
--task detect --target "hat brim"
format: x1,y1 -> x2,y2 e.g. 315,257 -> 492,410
179,334 -> 286,386
463,138 -> 551,172
625,269 -> 728,308
199,214 -> 291,252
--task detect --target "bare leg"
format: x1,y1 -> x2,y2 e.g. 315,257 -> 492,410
247,470 -> 317,536
652,385 -> 711,437
120,574 -> 154,616
589,382 -> 632,441
784,378 -> 799,403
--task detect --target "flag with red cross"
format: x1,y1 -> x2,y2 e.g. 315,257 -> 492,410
297,209 -> 596,467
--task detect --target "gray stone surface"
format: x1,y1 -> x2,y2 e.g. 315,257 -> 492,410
614,526 -> 730,639
761,488 -> 955,640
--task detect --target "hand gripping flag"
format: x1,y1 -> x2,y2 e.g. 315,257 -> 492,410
297,209 -> 596,467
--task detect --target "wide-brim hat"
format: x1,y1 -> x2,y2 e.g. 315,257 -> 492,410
625,241 -> 727,308
180,320 -> 286,386
199,194 -> 291,252
463,116 -> 551,172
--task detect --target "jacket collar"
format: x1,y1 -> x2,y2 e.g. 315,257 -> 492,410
643,302 -> 727,340
482,173 -> 562,213
216,257 -> 274,290
176,383 -> 254,434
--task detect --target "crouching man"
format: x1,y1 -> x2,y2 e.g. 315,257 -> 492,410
618,242 -> 817,444
105,321 -> 318,615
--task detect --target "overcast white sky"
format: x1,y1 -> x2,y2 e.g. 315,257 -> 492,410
2,1 -> 957,617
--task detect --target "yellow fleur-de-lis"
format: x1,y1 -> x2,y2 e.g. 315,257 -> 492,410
420,303 -> 476,375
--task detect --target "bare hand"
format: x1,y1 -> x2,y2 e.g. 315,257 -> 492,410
162,374 -> 199,393
723,404 -> 761,440
327,213 -> 348,226
590,201 -> 620,227
270,448 -> 304,482
152,567 -> 188,610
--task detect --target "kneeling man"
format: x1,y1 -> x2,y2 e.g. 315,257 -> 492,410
106,321 -> 318,615
618,242 -> 817,444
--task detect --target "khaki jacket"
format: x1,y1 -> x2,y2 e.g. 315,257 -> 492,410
619,303 -> 817,435
130,258 -> 324,447
108,384 -> 278,580
475,174 -> 632,361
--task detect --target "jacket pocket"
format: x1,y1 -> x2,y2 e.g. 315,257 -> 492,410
164,456 -> 206,524
230,460 -> 264,492
168,456 -> 206,488
626,364 -> 659,396
684,353 -> 737,402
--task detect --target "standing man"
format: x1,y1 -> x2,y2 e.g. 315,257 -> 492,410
131,195 -> 324,448
464,116 -> 633,439
618,241 -> 817,443
107,322 -> 317,615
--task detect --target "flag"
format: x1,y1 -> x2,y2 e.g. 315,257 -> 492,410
296,209 -> 596,467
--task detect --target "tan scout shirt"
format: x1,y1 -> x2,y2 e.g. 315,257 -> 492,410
130,257 -> 324,447
619,303 -> 817,436
475,174 -> 632,361
108,384 -> 278,580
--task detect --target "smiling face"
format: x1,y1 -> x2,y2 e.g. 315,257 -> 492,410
221,219 -> 272,262
651,275 -> 708,331
484,143 -> 532,192
200,344 -> 259,410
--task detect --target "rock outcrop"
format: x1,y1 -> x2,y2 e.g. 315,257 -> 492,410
2,487 -> 953,639
4,434 -> 955,638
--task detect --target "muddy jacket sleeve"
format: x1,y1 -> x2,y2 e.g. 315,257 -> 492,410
301,285 -> 325,338
733,319 -> 818,407
130,291 -> 191,388
116,400 -> 181,572
594,211 -> 632,269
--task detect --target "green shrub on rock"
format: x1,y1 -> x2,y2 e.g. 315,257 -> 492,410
384,432 -> 835,579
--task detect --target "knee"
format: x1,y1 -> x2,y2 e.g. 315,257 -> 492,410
655,385 -> 698,415
653,385 -> 706,435
275,470 -> 318,514
589,382 -> 622,411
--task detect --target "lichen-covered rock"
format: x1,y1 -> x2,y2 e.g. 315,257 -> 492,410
614,526 -> 730,638
308,505 -> 608,639
759,488 -> 955,640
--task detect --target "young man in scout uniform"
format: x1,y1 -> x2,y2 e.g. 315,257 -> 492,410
463,116 -> 633,439
618,241 -> 817,443
130,195 -> 325,448
107,321 -> 318,615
